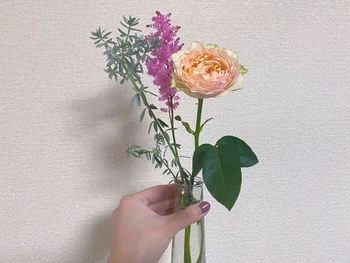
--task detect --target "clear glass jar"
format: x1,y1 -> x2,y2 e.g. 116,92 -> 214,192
171,179 -> 206,263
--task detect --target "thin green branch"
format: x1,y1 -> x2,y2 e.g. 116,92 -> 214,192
94,26 -> 184,181
158,155 -> 177,180
194,99 -> 204,263
169,96 -> 186,183
194,99 -> 204,149
120,61 -> 185,177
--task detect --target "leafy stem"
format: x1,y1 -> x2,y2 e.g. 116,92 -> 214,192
194,98 -> 204,262
169,96 -> 186,183
127,145 -> 176,179
91,17 -> 185,182
192,98 -> 204,184
120,61 -> 185,181
183,98 -> 205,263
158,154 -> 176,178
194,99 -> 204,148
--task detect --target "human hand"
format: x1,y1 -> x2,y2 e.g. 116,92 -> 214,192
107,184 -> 210,263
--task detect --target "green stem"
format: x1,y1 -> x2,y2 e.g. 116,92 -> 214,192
169,98 -> 179,159
183,194 -> 192,263
194,99 -> 204,263
120,62 -> 185,180
184,225 -> 192,263
194,99 -> 204,148
169,97 -> 186,184
124,26 -> 131,43
183,99 -> 205,263
196,219 -> 205,263
192,98 -> 204,184
99,37 -> 185,181
157,153 -> 177,180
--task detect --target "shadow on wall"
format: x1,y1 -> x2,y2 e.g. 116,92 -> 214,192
82,214 -> 113,263
65,213 -> 169,263
70,82 -> 142,192
67,83 -> 142,262
64,213 -> 113,263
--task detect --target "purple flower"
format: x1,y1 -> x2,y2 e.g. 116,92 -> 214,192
145,11 -> 183,112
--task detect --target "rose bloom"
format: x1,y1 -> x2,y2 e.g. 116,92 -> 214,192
171,41 -> 247,99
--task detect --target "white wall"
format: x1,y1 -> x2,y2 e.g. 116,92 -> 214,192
1,1 -> 349,262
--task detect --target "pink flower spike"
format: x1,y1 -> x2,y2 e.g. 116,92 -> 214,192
145,11 -> 183,112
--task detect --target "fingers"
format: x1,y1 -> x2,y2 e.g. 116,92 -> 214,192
158,207 -> 174,216
149,197 -> 174,214
136,184 -> 176,205
165,201 -> 210,235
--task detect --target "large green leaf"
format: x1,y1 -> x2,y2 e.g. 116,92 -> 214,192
216,136 -> 259,167
192,144 -> 241,210
192,144 -> 212,177
192,136 -> 258,210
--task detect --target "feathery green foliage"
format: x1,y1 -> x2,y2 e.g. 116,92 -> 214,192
91,16 -> 183,181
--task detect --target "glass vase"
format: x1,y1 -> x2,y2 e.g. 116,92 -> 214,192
171,179 -> 206,263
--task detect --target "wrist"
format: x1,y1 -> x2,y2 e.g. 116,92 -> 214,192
107,252 -> 138,263
107,255 -> 122,263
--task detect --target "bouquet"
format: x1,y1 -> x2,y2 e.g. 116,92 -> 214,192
91,11 -> 258,263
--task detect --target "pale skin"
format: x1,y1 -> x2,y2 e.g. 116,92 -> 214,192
107,184 -> 210,263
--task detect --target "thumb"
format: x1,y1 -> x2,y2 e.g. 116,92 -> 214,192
166,201 -> 210,235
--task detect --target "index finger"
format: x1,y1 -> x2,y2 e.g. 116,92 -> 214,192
136,184 -> 177,205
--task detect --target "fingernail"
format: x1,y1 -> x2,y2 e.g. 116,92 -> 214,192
199,201 -> 210,214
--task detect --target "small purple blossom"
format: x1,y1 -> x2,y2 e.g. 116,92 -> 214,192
145,11 -> 183,112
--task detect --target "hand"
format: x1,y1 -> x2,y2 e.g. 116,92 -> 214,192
107,184 -> 210,263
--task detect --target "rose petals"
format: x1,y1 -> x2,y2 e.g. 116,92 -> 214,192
171,42 -> 246,99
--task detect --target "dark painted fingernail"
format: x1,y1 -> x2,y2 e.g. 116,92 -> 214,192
199,201 -> 210,214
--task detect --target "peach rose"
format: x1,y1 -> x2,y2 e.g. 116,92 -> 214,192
171,42 -> 247,99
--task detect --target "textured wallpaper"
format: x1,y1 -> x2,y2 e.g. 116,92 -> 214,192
0,1 -> 349,262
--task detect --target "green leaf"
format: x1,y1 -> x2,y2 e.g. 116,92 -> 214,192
130,94 -> 137,107
239,65 -> 248,75
215,136 -> 258,167
120,21 -> 129,29
192,144 -> 211,177
191,136 -> 258,210
182,122 -> 194,135
130,27 -> 142,32
199,117 -> 213,132
118,28 -> 127,37
103,31 -> 112,38
136,94 -> 141,106
163,132 -> 170,142
158,119 -> 169,128
148,121 -> 154,134
192,143 -> 241,210
140,108 -> 146,122
175,115 -> 195,135
153,121 -> 158,132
